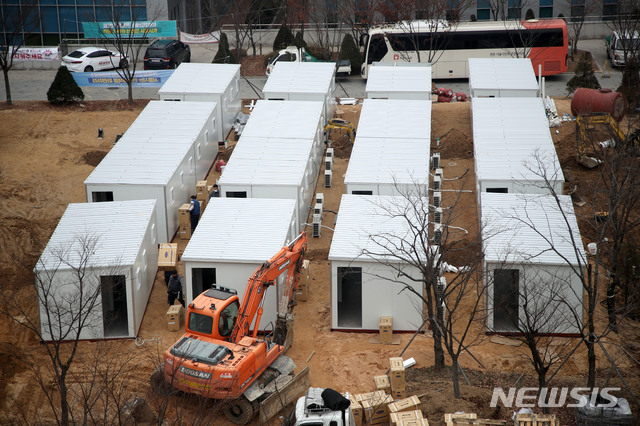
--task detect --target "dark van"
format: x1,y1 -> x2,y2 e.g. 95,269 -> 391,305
144,39 -> 191,70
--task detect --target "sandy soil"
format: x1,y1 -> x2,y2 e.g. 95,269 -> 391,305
1,99 -> 639,425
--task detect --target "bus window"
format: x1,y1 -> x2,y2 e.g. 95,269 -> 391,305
368,35 -> 388,64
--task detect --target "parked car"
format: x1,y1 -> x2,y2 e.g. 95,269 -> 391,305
606,30 -> 640,67
144,39 -> 190,70
61,47 -> 128,72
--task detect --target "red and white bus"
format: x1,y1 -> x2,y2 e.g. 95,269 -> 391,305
360,19 -> 568,79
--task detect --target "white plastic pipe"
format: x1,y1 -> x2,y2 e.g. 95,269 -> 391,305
538,64 -> 542,97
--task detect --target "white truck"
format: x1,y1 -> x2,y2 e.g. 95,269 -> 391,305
606,30 -> 640,67
287,387 -> 355,426
266,46 -> 352,76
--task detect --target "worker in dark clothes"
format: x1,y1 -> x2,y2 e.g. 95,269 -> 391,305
167,270 -> 185,307
209,184 -> 220,200
188,195 -> 200,233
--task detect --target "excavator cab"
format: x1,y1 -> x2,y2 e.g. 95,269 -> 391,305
186,286 -> 241,341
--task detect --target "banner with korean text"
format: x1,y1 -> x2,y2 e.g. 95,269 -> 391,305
72,70 -> 174,87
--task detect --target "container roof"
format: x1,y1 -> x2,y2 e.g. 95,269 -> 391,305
469,58 -> 538,92
36,200 -> 156,270
240,100 -> 324,140
218,136 -> 314,186
157,63 -> 240,95
84,101 -> 216,185
329,194 -> 428,262
481,192 -> 583,265
181,198 -> 296,263
263,62 -> 335,94
472,97 -> 564,182
357,99 -> 431,140
366,66 -> 432,94
344,137 -> 430,186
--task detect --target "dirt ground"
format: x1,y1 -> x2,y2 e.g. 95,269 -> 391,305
1,98 -> 639,425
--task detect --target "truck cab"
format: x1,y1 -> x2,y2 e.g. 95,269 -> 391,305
607,31 -> 640,67
291,388 -> 355,426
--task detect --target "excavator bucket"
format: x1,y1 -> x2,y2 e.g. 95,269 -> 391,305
258,366 -> 311,423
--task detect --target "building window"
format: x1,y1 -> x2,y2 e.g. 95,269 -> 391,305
570,0 -> 586,20
477,0 -> 491,20
539,0 -> 553,17
508,0 -> 523,19
602,0 -> 617,18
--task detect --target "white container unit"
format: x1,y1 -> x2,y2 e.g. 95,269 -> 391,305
365,65 -> 432,100
217,136 -> 317,232
481,193 -> 584,334
157,63 -> 241,142
84,101 -> 218,243
472,97 -> 564,202
357,99 -> 431,141
181,197 -> 297,330
34,200 -> 158,341
239,100 -> 326,167
328,194 -> 425,332
262,62 -> 336,123
344,137 -> 430,196
469,58 -> 539,98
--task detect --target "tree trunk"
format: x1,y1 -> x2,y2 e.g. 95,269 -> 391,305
3,68 -> 12,105
452,357 -> 461,398
127,81 -> 133,105
538,374 -> 549,414
606,276 -> 618,333
424,280 -> 445,368
59,372 -> 69,426
587,334 -> 596,388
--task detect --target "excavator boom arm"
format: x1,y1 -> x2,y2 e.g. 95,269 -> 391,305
230,233 -> 307,342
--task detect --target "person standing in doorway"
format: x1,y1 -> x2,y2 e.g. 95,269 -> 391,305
188,195 -> 200,233
209,184 -> 220,200
167,270 -> 185,307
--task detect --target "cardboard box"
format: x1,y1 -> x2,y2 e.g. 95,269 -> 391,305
379,315 -> 393,344
374,375 -> 391,393
196,180 -> 208,197
176,261 -> 185,278
157,243 -> 178,270
295,259 -> 310,302
399,420 -> 429,426
390,357 -> 406,388
444,413 -> 477,424
179,204 -> 191,227
362,395 -> 393,425
355,390 -> 388,403
167,304 -> 184,331
349,397 -> 363,426
390,410 -> 423,425
389,395 -> 421,414
392,388 -> 407,400
179,224 -> 191,240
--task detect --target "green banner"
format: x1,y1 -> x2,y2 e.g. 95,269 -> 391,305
82,21 -> 177,39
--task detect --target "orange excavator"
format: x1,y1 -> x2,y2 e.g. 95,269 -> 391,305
151,232 -> 309,424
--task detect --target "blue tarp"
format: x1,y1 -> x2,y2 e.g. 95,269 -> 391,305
72,70 -> 174,87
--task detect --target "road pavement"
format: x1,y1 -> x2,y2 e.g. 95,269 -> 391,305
0,39 -> 622,103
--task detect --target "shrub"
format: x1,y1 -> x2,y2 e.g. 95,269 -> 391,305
617,58 -> 640,108
470,14 -> 477,22
566,52 -> 600,95
294,31 -> 307,49
525,8 -> 535,20
306,45 -> 331,62
213,32 -> 236,63
339,34 -> 361,75
273,25 -> 294,51
47,66 -> 84,104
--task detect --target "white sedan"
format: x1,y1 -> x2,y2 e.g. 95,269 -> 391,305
61,47 -> 129,72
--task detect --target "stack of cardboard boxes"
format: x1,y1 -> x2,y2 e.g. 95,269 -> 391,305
196,180 -> 210,212
389,357 -> 407,399
379,315 -> 393,344
354,391 -> 393,425
178,204 -> 191,240
389,396 -> 426,425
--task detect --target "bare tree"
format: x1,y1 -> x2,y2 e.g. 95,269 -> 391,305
564,0 -> 601,57
91,0 -> 159,104
0,234 -> 127,425
606,0 -> 640,66
0,2 -> 40,105
359,172 -> 488,398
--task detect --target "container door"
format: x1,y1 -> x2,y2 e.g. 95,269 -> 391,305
101,275 -> 128,337
337,267 -> 362,328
